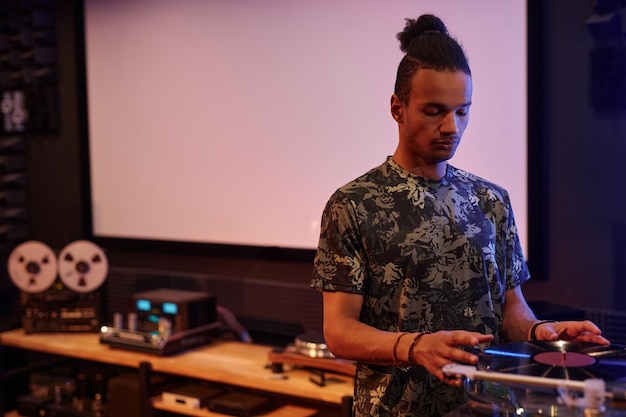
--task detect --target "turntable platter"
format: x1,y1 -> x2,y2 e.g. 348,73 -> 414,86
479,341 -> 626,384
442,342 -> 626,416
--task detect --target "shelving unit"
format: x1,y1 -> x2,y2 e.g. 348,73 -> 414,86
152,401 -> 317,417
0,328 -> 353,417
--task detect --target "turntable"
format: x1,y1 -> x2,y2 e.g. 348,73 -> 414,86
268,331 -> 356,386
443,341 -> 626,416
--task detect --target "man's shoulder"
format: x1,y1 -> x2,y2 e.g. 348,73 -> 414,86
449,165 -> 509,196
335,159 -> 392,193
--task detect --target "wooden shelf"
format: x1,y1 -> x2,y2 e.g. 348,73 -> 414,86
0,328 -> 353,416
153,398 -> 318,417
3,402 -> 317,417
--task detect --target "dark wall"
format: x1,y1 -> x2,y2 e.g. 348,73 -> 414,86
24,0 -> 86,248
18,0 -> 626,322
521,0 -> 626,309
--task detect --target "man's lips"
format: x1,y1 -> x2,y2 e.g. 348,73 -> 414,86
433,140 -> 455,147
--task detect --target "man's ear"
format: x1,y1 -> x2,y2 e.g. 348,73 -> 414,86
390,94 -> 403,122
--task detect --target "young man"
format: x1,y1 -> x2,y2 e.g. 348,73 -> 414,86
311,14 -> 608,417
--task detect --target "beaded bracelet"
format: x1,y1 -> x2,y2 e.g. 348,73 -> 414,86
407,332 -> 426,366
529,320 -> 557,341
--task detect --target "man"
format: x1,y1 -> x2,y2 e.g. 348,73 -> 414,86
310,14 -> 608,417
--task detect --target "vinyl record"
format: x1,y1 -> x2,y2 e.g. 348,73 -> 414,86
7,240 -> 58,293
58,240 -> 108,293
479,341 -> 626,384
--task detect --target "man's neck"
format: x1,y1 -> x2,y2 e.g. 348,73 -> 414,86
392,154 -> 447,180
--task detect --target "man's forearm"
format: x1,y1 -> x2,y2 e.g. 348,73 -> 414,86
502,286 -> 537,342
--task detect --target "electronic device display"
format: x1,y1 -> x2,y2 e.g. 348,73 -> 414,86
131,288 -> 217,333
100,288 -> 220,355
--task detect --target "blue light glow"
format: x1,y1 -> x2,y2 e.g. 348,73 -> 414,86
484,349 -> 531,359
163,302 -> 177,315
136,299 -> 151,311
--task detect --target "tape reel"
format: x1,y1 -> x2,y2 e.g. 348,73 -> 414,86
7,239 -> 108,294
7,240 -> 58,293
58,240 -> 108,293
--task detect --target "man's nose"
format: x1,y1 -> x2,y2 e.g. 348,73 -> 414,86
441,112 -> 459,134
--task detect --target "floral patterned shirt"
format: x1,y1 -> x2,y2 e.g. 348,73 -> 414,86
311,157 -> 530,417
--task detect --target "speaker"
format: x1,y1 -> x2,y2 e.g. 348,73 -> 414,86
107,372 -> 173,417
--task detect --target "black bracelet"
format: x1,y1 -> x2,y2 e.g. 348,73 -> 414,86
529,320 -> 557,341
407,332 -> 426,366
396,331 -> 429,372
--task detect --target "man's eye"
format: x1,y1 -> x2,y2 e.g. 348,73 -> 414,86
424,109 -> 440,116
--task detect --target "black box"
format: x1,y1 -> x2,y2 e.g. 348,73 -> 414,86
132,288 -> 217,333
208,392 -> 274,417
107,372 -> 173,417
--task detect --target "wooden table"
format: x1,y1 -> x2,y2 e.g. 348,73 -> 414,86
0,328 -> 354,417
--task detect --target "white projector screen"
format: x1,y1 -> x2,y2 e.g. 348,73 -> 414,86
84,0 -> 528,252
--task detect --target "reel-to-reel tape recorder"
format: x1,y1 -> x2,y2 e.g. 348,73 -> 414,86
7,240 -> 108,333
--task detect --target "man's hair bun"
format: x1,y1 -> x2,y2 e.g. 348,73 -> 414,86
396,14 -> 448,53
393,14 -> 470,102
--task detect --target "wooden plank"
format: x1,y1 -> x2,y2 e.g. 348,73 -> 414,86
153,399 -> 318,417
268,350 -> 356,376
0,328 -> 353,405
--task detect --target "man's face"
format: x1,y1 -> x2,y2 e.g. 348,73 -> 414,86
391,69 -> 472,167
